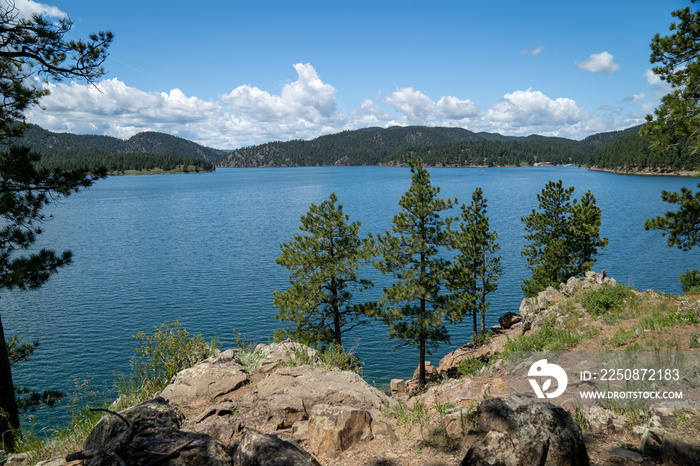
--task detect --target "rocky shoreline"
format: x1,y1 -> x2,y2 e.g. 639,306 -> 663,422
7,271 -> 700,465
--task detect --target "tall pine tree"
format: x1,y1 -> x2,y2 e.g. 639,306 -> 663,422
375,158 -> 456,386
521,180 -> 607,297
273,193 -> 373,349
447,188 -> 502,338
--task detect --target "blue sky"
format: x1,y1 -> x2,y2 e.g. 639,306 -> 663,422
15,0 -> 688,149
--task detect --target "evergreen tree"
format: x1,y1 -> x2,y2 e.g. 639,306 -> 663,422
447,188 -> 502,337
273,193 -> 373,349
0,147 -> 105,449
0,2 -> 111,450
642,1 -> 700,153
521,180 -> 607,297
645,183 -> 700,251
374,158 -> 456,386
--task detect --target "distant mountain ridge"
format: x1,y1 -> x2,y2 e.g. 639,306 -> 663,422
217,125 -> 635,168
14,125 -> 227,161
11,123 -> 696,173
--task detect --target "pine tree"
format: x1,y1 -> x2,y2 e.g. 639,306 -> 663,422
645,183 -> 700,251
375,158 -> 456,386
0,2 -> 111,450
447,188 -> 502,338
273,193 -> 373,349
521,180 -> 607,297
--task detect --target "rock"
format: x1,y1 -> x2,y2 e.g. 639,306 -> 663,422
231,429 -> 320,466
83,397 -> 184,452
460,397 -> 589,466
4,453 -> 29,465
519,297 -> 538,322
582,406 -> 626,433
538,286 -> 564,310
255,340 -> 316,373
413,361 -> 439,379
370,419 -> 398,444
250,365 -> 395,428
489,324 -> 503,334
390,378 -> 407,395
160,352 -> 248,405
438,345 -> 472,373
441,411 -> 466,439
71,398 -> 232,465
307,404 -> 373,459
639,428 -> 700,465
607,446 -> 642,463
498,312 -> 522,329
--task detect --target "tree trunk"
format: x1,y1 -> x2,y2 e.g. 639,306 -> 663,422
331,277 -> 342,348
419,335 -> 426,387
0,315 -> 19,451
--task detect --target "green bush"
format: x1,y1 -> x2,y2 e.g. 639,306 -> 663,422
680,269 -> 700,294
581,284 -> 634,316
131,319 -> 214,392
503,326 -> 581,354
457,356 -> 486,377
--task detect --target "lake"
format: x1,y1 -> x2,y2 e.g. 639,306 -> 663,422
5,165 -> 700,427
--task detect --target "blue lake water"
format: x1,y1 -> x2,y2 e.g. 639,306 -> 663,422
4,165 -> 700,428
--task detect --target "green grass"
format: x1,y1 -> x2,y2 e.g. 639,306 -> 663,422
503,326 -> 581,355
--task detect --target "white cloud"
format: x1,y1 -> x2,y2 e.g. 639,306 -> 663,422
577,52 -> 620,74
3,0 -> 66,19
483,88 -> 589,136
221,63 -> 338,122
23,62 -> 639,148
521,45 -> 544,55
383,88 -> 479,123
623,93 -> 645,103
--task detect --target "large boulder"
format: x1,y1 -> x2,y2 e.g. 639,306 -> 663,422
69,397 -> 232,466
160,350 -> 248,405
249,365 -> 395,419
460,398 -> 589,466
307,404 -> 373,459
231,429 -> 320,466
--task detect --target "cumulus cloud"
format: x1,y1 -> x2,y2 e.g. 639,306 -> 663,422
577,52 -> 620,74
221,63 -> 338,122
521,45 -> 544,55
26,78 -> 223,141
484,88 -> 589,135
3,0 -> 66,18
23,62 -> 635,148
383,88 -> 479,123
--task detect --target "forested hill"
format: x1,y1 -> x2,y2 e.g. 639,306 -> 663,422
217,125 -> 632,168
15,125 -> 227,161
585,125 -> 700,172
218,126 -> 503,167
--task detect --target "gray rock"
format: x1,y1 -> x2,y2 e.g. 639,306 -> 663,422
231,429 -> 320,466
160,352 -> 248,405
498,312 -> 522,329
460,397 -> 589,466
608,446 -> 642,463
307,404 -> 373,459
71,398 -> 232,466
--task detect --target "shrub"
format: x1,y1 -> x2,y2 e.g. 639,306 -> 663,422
680,268 -> 700,294
581,284 -> 634,316
131,319 -> 214,392
457,356 -> 486,377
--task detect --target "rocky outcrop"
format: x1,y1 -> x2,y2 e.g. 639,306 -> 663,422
519,270 -> 617,331
307,404 -> 373,459
231,429 -> 320,466
160,350 -> 248,406
68,398 -> 232,465
461,398 -> 589,466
